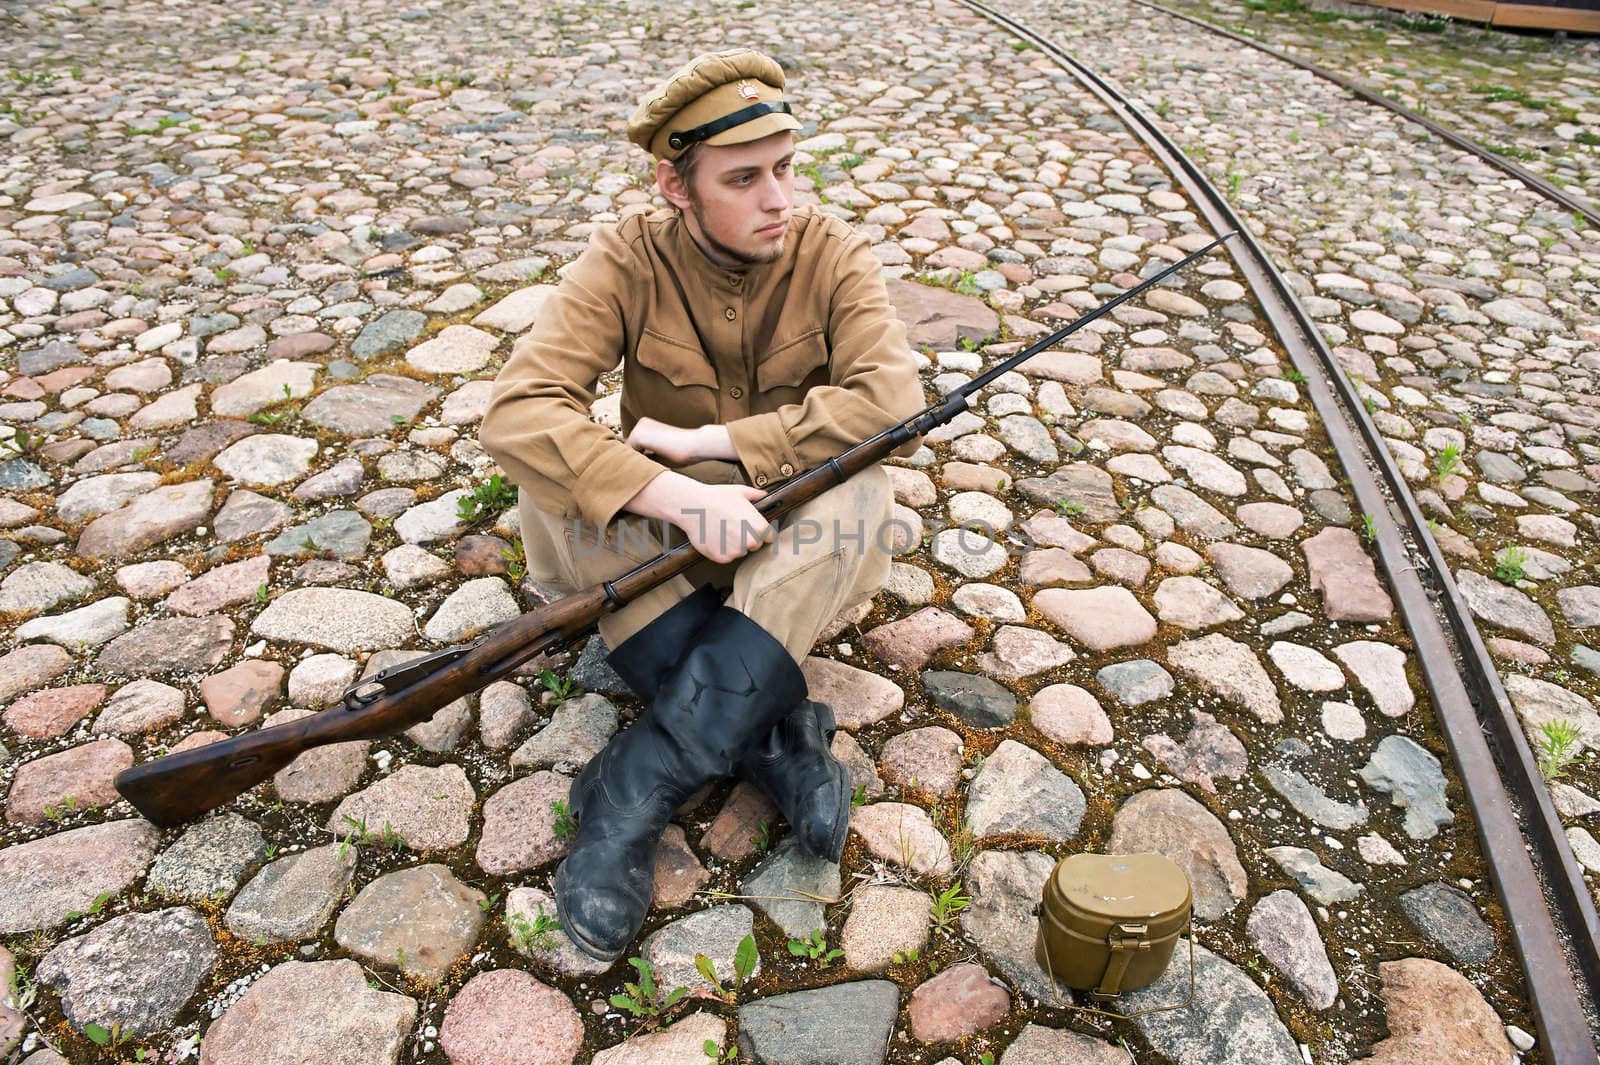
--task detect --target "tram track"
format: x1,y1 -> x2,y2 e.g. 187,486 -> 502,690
1126,0 -> 1599,226
955,0 -> 1600,1058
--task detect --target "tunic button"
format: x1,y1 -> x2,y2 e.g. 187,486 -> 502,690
780,463 -> 794,477
729,386 -> 743,399
755,473 -> 769,487
725,307 -> 737,321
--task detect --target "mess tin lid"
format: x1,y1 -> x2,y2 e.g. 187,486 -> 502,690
1050,852 -> 1192,922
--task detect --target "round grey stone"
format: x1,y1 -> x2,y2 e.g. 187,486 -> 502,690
1399,882 -> 1495,965
1096,659 -> 1174,705
37,907 -> 217,1035
921,670 -> 1016,728
146,813 -> 268,901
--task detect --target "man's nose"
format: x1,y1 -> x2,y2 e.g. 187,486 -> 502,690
760,172 -> 791,212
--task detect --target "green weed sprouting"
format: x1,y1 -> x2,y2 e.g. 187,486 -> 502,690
787,929 -> 843,969
501,538 -> 527,582
1535,717 -> 1583,782
703,1039 -> 738,1064
1494,545 -> 1527,585
695,933 -> 759,1003
508,906 -> 562,953
456,473 -> 517,523
1433,442 -> 1463,486
551,799 -> 578,839
610,957 -> 687,1029
930,882 -> 972,932
539,668 -> 579,706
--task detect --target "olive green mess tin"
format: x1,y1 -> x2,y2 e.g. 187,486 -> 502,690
1035,852 -> 1195,1019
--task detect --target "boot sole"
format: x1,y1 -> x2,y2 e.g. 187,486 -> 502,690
552,860 -> 629,964
813,701 -> 851,864
822,758 -> 851,863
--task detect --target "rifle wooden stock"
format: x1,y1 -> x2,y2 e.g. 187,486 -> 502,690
115,233 -> 1233,827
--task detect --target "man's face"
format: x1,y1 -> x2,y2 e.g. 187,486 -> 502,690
663,132 -> 795,269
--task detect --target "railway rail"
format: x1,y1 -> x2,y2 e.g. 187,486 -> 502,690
1125,0 -> 1600,225
956,0 -> 1600,1059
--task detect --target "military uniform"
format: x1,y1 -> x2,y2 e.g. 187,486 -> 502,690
478,48 -> 922,964
481,200 -> 922,658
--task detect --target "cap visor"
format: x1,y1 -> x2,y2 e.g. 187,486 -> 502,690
703,111 -> 802,148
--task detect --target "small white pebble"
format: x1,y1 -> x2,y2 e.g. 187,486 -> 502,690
1506,1025 -> 1535,1052
1131,763 -> 1152,780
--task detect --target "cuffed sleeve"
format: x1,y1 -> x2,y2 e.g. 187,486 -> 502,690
726,410 -> 804,487
480,221 -> 668,529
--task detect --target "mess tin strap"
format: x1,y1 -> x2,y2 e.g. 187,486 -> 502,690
1043,917 -> 1197,1022
667,101 -> 794,151
1093,923 -> 1151,999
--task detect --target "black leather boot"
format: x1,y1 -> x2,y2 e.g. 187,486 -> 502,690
605,583 -> 724,704
594,588 -> 853,863
568,584 -> 724,824
738,699 -> 851,862
555,605 -> 806,962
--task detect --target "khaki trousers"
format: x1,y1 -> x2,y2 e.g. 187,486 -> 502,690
518,461 -> 895,664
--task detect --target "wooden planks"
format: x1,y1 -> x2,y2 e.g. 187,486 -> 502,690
1350,0 -> 1600,30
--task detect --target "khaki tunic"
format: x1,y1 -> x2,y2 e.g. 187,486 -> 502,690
479,203 -> 925,528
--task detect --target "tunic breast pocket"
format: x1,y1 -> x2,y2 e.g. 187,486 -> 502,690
628,330 -> 719,424
757,330 -> 830,397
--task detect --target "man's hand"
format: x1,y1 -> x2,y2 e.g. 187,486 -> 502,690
624,470 -> 773,564
625,417 -> 737,466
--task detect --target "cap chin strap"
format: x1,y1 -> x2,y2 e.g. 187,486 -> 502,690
667,101 -> 794,152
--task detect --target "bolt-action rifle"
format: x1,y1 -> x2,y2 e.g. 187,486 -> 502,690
114,233 -> 1235,827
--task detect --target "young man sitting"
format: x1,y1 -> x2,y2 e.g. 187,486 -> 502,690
480,48 -> 923,962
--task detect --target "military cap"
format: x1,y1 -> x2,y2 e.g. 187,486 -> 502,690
627,48 -> 802,161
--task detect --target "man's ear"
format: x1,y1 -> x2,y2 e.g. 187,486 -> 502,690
658,159 -> 690,210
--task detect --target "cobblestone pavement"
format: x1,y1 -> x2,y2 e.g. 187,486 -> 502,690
1135,0 -> 1600,199
1002,0 -> 1600,882
0,0 -> 1576,1062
